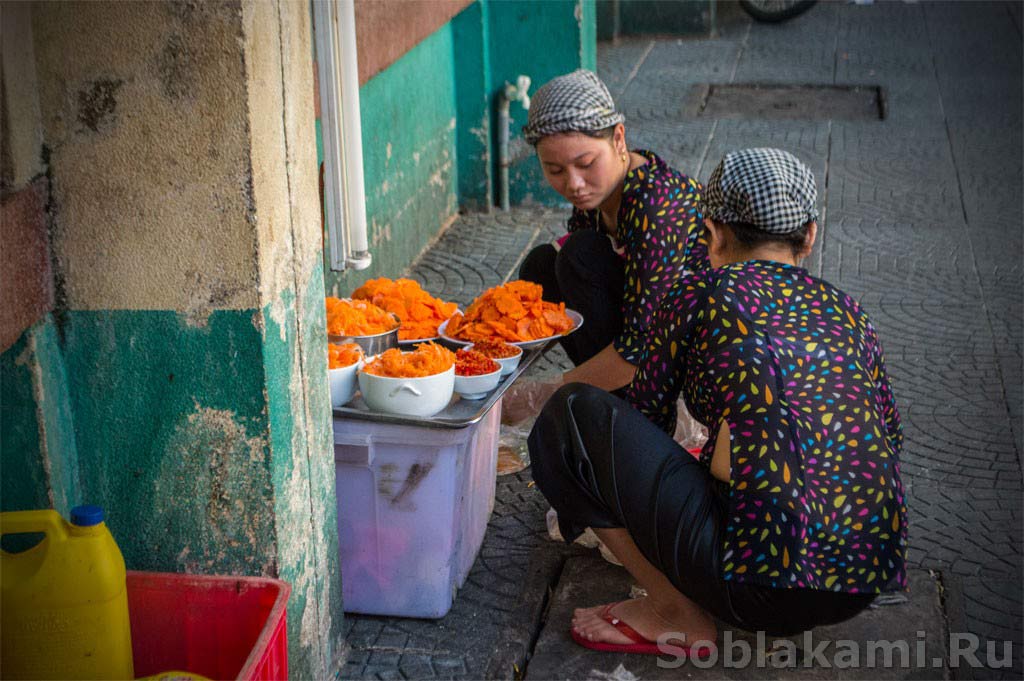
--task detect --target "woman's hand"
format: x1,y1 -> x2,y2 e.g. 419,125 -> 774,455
500,377 -> 564,426
563,343 -> 636,392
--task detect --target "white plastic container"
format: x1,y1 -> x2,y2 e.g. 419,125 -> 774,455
332,400 -> 501,618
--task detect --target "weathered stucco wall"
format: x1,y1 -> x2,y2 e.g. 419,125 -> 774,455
1,179 -> 52,352
0,2 -> 44,192
242,0 -> 343,672
15,1 -> 343,676
0,2 -> 78,518
32,1 -> 258,316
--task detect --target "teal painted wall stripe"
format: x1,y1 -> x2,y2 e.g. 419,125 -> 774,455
453,1 -> 493,210
325,24 -> 459,294
61,309 -> 275,574
263,262 -> 344,672
2,325 -> 55,513
580,0 -> 598,70
322,0 -> 594,290
488,0 -> 590,206
0,315 -> 80,516
30,317 -> 81,515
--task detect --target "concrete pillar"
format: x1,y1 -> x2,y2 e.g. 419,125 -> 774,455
21,1 -> 342,675
0,1 -> 81,517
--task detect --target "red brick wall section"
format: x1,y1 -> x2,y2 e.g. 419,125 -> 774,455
1,178 -> 53,352
355,0 -> 473,85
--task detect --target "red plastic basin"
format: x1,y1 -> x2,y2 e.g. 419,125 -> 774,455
127,571 -> 290,681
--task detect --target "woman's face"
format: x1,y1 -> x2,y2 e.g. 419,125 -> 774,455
535,126 -> 627,212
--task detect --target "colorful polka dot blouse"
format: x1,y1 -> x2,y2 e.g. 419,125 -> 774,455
568,150 -> 707,364
625,261 -> 907,593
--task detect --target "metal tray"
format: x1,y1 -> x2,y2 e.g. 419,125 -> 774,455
331,344 -> 549,429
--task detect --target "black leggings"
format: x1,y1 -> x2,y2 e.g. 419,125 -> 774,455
529,384 -> 875,635
519,230 -> 625,366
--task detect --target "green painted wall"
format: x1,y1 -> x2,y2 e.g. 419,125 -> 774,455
452,1 -> 493,210
0,333 -> 50,511
61,308 -> 274,573
0,315 -> 81,517
488,0 -> 596,206
262,266 -> 344,675
324,0 -> 595,288
57,282 -> 342,672
324,25 -> 459,296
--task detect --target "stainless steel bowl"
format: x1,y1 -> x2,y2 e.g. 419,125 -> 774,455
329,313 -> 401,356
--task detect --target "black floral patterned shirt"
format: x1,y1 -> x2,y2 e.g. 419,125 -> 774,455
625,261 -> 907,593
568,150 -> 707,363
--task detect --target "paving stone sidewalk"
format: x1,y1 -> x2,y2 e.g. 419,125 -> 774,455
340,3 -> 1022,679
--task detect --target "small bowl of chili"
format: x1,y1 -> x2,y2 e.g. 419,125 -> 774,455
468,339 -> 523,377
453,348 -> 502,400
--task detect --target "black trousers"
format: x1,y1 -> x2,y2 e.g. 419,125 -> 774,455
518,230 -> 625,366
529,384 -> 875,635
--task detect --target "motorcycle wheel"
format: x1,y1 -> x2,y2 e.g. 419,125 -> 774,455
739,0 -> 817,23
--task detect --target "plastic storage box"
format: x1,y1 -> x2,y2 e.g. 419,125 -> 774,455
333,400 -> 501,618
127,571 -> 290,680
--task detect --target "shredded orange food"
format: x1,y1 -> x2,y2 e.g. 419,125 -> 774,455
455,348 -> 499,376
328,343 -> 362,370
445,280 -> 574,343
470,338 -> 522,359
351,277 -> 458,341
325,297 -> 398,337
362,342 -> 455,378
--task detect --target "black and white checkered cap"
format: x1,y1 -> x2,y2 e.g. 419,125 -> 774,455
523,69 -> 624,145
703,148 -> 819,234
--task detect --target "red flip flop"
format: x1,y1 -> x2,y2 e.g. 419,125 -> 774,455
570,602 -> 714,658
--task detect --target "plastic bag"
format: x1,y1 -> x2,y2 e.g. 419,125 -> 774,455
500,377 -> 563,426
546,508 -> 622,566
673,397 -> 708,454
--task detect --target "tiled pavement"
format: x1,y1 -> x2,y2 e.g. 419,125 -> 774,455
340,3 -> 1022,679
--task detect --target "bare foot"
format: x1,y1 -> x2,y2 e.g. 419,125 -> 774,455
571,597 -> 717,648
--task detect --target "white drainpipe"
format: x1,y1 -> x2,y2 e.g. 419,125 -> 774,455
314,0 -> 372,270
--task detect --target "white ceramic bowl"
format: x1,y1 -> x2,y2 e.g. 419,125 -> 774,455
453,365 -> 502,400
329,359 -> 361,408
358,362 -> 455,417
469,343 -> 523,377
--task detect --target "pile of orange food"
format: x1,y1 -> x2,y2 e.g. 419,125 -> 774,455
361,342 -> 455,378
445,280 -> 574,343
455,348 -> 499,376
351,277 -> 458,342
328,342 -> 362,370
470,338 -> 521,359
325,297 -> 398,337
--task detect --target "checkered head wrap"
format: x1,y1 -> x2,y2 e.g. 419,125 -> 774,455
523,70 -> 624,145
703,148 -> 819,234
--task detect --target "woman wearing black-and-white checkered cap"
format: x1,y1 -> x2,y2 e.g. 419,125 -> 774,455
531,148 -> 906,656
510,69 -> 708,401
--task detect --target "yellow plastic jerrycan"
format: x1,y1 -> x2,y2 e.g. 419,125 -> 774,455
1,505 -> 134,680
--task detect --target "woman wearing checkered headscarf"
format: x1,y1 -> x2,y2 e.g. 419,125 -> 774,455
513,69 -> 708,396
530,148 -> 906,656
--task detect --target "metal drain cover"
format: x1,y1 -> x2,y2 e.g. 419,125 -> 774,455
686,83 -> 885,120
